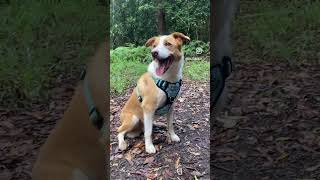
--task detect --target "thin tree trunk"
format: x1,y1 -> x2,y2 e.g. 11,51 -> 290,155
157,2 -> 167,35
196,29 -> 198,40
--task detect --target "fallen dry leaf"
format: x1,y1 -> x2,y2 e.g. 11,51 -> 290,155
124,152 -> 133,165
144,156 -> 155,165
305,164 -> 320,172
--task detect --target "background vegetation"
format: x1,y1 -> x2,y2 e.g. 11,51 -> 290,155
110,0 -> 210,94
110,0 -> 210,48
234,0 -> 320,64
0,0 -> 106,107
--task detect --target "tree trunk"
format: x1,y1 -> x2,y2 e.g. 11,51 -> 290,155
157,3 -> 167,35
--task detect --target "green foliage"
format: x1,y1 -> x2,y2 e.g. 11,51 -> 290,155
110,46 -> 149,94
235,0 -> 320,63
110,0 -> 209,48
184,60 -> 209,81
111,46 -> 152,64
0,0 -> 106,107
111,60 -> 147,94
183,41 -> 209,57
165,0 -> 209,41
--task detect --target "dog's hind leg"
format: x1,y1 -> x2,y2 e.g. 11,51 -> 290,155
117,114 -> 140,151
126,131 -> 141,138
126,119 -> 143,138
126,126 -> 143,138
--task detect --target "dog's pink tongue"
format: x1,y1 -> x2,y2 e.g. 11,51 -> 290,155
156,64 -> 166,76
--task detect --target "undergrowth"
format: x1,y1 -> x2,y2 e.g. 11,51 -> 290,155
235,0 -> 320,63
0,0 -> 106,107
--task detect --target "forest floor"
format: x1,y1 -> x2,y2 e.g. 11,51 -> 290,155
0,61 -> 319,180
211,61 -> 320,180
0,73 -> 78,180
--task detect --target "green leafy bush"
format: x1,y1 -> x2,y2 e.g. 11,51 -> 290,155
183,40 -> 209,57
235,0 -> 320,62
111,46 -> 152,64
110,45 -> 150,94
0,0 -> 106,107
111,60 -> 147,94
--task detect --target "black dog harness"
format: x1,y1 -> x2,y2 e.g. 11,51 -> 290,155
211,56 -> 233,108
80,69 -> 104,131
136,77 -> 182,116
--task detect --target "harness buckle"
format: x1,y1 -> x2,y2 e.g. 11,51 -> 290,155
88,107 -> 103,129
80,69 -> 86,80
211,56 -> 233,108
222,56 -> 233,79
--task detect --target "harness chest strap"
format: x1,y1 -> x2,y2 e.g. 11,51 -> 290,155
136,77 -> 182,116
80,69 -> 104,131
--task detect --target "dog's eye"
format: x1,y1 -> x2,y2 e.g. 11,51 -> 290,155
153,44 -> 156,48
165,42 -> 172,46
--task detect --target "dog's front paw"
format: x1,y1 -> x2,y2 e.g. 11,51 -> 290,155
145,144 -> 156,154
170,133 -> 180,142
118,140 -> 128,151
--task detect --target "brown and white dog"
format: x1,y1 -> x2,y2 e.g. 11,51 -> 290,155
117,32 -> 190,154
32,42 -> 108,180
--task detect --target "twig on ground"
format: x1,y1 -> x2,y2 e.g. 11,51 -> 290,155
212,164 -> 234,173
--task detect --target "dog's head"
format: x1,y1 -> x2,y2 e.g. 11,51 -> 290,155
145,32 -> 190,76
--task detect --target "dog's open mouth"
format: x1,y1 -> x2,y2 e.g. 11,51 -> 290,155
155,55 -> 173,76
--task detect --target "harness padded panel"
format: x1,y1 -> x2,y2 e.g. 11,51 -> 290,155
137,78 -> 182,116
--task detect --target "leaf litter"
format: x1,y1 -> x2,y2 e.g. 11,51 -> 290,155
212,61 -> 320,180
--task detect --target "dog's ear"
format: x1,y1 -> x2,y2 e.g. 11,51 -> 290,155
171,32 -> 190,44
145,37 -> 156,47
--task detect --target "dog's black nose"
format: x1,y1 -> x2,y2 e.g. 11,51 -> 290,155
152,51 -> 158,58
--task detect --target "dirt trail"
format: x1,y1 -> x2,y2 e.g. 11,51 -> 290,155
110,80 -> 210,179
